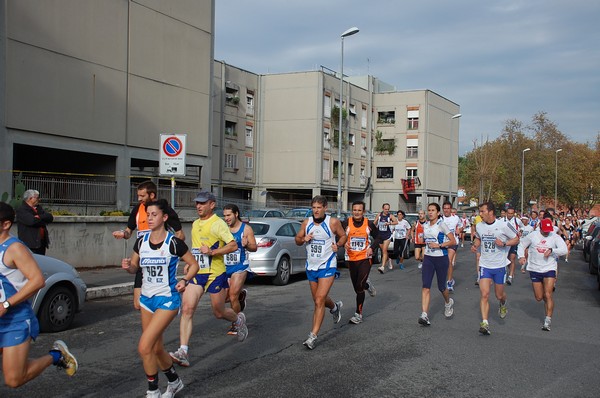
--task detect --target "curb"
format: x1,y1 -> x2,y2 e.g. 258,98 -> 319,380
85,282 -> 133,301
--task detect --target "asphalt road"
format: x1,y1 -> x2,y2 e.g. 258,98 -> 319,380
2,246 -> 600,397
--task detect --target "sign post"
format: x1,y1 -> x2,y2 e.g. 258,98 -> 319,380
159,134 -> 187,209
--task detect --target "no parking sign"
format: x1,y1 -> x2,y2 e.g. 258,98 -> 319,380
160,134 -> 186,176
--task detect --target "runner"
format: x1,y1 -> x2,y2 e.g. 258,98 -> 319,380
519,215 -> 535,273
222,204 -> 257,335
471,202 -> 519,335
374,203 -> 397,273
418,203 -> 456,326
504,207 -> 525,285
391,210 -> 412,270
560,216 -> 575,262
517,218 -> 568,331
170,191 -> 248,368
472,210 -> 483,285
295,195 -> 347,349
122,199 -> 199,398
341,201 -> 379,324
0,202 -> 78,388
459,212 -> 471,248
413,210 -> 427,270
442,201 -> 461,291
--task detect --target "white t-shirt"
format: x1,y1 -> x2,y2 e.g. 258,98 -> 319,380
423,219 -> 452,258
476,219 -> 518,269
517,230 -> 568,273
443,214 -> 461,238
393,219 -> 412,239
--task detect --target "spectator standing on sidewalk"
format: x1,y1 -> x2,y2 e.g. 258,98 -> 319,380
112,180 -> 185,310
16,190 -> 53,255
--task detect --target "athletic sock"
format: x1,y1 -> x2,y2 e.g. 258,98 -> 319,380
147,373 -> 159,391
180,345 -> 189,354
162,365 -> 179,383
49,349 -> 62,365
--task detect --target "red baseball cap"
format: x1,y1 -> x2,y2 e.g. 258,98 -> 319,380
540,218 -> 553,233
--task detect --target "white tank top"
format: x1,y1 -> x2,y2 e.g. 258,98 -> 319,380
304,215 -> 336,271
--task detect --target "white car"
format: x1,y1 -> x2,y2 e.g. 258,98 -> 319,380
31,254 -> 87,332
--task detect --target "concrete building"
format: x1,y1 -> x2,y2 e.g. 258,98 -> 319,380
0,1 -> 214,212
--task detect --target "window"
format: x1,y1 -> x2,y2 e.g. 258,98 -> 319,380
361,106 -> 368,129
406,138 -> 418,159
225,85 -> 240,105
407,109 -> 419,130
225,121 -> 237,137
333,160 -> 342,178
348,133 -> 355,146
245,155 -> 253,169
225,153 -> 238,169
361,136 -> 367,149
349,103 -> 356,117
246,93 -> 254,115
323,158 -> 330,181
406,167 -> 418,178
245,126 -> 253,147
378,111 -> 395,124
324,127 -> 330,150
376,167 -> 394,179
348,163 -> 354,176
324,95 -> 331,118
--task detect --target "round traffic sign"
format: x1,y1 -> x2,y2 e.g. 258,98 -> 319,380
163,137 -> 183,157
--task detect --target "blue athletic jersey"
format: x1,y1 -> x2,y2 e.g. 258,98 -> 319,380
138,233 -> 179,298
225,223 -> 249,268
0,237 -> 37,326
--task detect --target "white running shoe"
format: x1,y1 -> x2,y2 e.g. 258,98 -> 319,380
162,378 -> 184,398
331,301 -> 343,323
303,332 -> 317,350
444,298 -> 454,318
146,389 -> 161,398
349,313 -> 363,324
169,347 -> 190,367
366,279 -> 376,297
235,312 -> 248,342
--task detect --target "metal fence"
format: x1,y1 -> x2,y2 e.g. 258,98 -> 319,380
15,174 -> 116,205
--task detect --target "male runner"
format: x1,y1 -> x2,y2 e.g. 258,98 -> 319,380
442,201 -> 461,291
504,207 -> 524,285
471,202 -> 519,335
295,195 -> 347,349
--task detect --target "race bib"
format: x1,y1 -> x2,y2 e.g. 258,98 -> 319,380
394,229 -> 406,239
191,248 -> 210,270
349,237 -> 367,252
378,222 -> 388,232
224,250 -> 241,266
481,236 -> 497,253
309,239 -> 325,258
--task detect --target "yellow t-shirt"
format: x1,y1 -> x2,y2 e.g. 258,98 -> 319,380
472,215 -> 482,229
191,214 -> 234,275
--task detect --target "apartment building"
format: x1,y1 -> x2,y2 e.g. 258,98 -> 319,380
0,1 -> 214,212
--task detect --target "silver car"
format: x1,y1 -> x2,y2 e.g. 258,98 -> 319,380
248,218 -> 307,285
31,254 -> 87,332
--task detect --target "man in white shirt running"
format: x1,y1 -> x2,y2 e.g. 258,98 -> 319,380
471,202 -> 519,335
504,207 -> 525,285
517,218 -> 567,331
442,202 -> 462,292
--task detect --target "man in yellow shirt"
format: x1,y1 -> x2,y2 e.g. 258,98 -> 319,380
170,191 -> 247,368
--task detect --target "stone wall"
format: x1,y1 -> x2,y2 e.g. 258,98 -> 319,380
10,216 -> 194,268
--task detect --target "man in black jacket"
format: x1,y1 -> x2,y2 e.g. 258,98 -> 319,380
16,189 -> 54,255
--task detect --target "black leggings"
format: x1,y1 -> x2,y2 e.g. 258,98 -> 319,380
348,259 -> 372,314
391,238 -> 407,260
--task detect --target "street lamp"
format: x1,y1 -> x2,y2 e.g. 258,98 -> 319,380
448,113 -> 462,203
555,148 -> 562,208
521,147 -> 531,215
337,26 -> 359,216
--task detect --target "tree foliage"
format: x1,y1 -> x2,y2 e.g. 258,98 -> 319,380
459,112 -> 600,212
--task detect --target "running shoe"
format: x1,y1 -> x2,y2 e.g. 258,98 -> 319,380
235,312 -> 248,342
499,301 -> 508,319
162,378 -> 184,398
331,301 -> 343,324
146,389 -> 161,398
521,266 -> 526,274
396,257 -> 400,265
303,332 -> 317,350
52,340 -> 78,376
565,258 -> 569,263
479,321 -> 491,335
239,288 -> 247,312
388,261 -> 393,270
444,298 -> 454,318
349,313 -> 363,324
418,262 -> 423,269
447,279 -> 455,292
542,318 -> 551,331
377,266 -> 384,274
366,279 -> 376,297
399,264 -> 404,270
506,275 -> 513,285
227,323 -> 237,335
418,312 -> 430,326
169,347 -> 190,367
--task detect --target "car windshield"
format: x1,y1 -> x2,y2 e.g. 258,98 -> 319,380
247,210 -> 268,217
249,223 -> 270,236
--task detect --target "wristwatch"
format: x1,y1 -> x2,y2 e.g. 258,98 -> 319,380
2,301 -> 10,310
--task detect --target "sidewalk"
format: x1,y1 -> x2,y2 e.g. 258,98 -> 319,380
79,264 -> 185,301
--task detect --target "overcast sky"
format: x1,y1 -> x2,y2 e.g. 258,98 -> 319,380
214,0 -> 599,155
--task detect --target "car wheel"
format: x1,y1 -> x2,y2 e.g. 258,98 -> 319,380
272,256 -> 291,286
583,249 -> 589,262
38,285 -> 76,333
373,247 -> 382,264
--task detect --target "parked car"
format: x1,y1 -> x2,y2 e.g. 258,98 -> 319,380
285,208 -> 312,220
245,209 -> 286,219
31,254 -> 87,332
248,218 -> 307,285
586,224 -> 600,275
583,221 -> 600,263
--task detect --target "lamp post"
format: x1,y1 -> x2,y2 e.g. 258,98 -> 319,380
448,113 -> 461,203
521,147 -> 531,215
555,148 -> 562,208
337,26 -> 359,216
